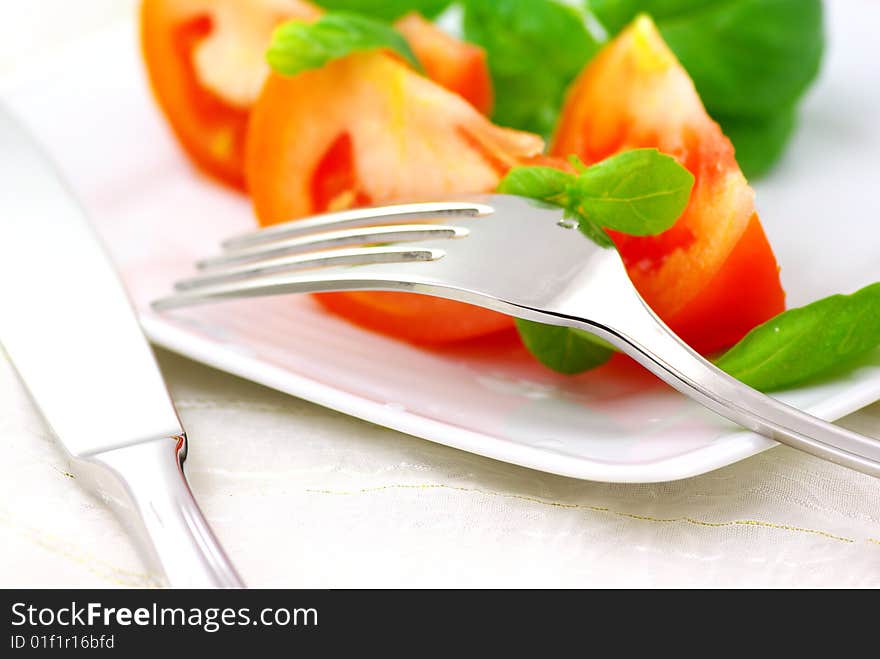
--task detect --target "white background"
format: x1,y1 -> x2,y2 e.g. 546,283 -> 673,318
1,0 -> 880,588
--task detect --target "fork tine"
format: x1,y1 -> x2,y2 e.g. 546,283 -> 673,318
222,200 -> 494,250
175,245 -> 445,292
199,223 -> 468,271
154,272 -> 376,312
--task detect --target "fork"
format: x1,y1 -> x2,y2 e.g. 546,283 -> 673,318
153,194 -> 880,478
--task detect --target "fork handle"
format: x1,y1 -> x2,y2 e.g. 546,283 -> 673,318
583,301 -> 880,478
75,436 -> 244,588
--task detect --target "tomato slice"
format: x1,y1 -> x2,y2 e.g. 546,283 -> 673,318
551,16 -> 785,353
141,2 -> 495,189
313,291 -> 516,344
395,12 -> 493,115
140,0 -> 321,189
247,51 -> 544,343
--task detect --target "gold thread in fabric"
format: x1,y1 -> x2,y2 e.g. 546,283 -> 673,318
307,484 -> 870,545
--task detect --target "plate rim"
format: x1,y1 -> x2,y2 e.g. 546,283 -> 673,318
141,315 -> 782,483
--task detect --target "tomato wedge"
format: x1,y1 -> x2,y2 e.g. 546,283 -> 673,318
395,12 -> 493,116
247,51 -> 544,343
141,1 -> 494,189
140,0 -> 322,189
551,16 -> 785,353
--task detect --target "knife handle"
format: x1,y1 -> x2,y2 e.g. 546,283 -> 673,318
75,436 -> 244,588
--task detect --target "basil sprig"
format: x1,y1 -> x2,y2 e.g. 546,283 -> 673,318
498,149 -> 693,374
267,12 -> 420,77
498,149 -> 694,248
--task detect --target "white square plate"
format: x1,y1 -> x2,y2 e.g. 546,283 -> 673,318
3,1 -> 879,482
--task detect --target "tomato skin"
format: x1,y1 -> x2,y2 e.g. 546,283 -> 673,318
666,213 -> 785,352
395,12 -> 493,115
247,52 -> 544,343
551,16 -> 785,353
141,3 -> 248,188
140,0 -> 321,189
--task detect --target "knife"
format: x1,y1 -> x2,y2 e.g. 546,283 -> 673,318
0,105 -> 243,588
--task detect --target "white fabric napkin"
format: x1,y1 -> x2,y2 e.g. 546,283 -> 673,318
2,348 -> 879,588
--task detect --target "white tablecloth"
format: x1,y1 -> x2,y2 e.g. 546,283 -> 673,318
2,0 -> 879,589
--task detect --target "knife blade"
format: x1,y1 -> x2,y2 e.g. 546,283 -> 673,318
0,105 -> 242,587
0,108 -> 180,456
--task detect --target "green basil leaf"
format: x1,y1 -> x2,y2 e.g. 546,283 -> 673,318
463,0 -> 601,137
661,0 -> 823,118
267,12 -> 420,77
313,0 -> 453,21
587,0 -> 739,38
498,149 -> 692,253
496,166 -> 572,202
716,108 -> 796,179
496,163 -> 614,247
570,149 -> 694,236
715,283 -> 880,392
574,218 -> 616,250
516,320 -> 614,374
586,0 -> 824,175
